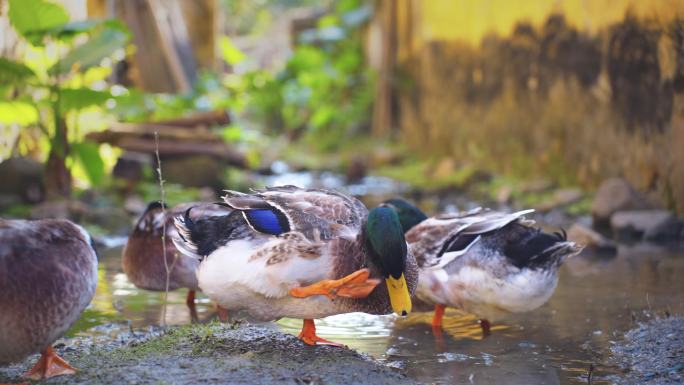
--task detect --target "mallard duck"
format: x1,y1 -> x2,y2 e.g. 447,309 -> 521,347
0,218 -> 98,379
122,201 -> 231,320
381,199 -> 582,335
173,186 -> 418,346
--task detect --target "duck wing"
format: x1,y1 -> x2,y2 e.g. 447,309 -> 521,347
407,208 -> 535,269
221,185 -> 367,240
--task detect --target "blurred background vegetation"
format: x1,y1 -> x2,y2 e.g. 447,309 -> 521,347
1,0 -> 683,223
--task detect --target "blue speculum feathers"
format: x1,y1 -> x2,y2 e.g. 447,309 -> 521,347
244,209 -> 289,235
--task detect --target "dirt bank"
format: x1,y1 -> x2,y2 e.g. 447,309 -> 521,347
0,323 -> 421,385
609,316 -> 684,384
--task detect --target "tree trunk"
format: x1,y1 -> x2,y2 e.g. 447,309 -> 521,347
45,119 -> 71,199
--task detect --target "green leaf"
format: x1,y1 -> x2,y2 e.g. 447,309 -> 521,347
0,58 -> 37,85
47,19 -> 103,39
219,36 -> 246,65
59,88 -> 112,112
51,26 -> 128,75
0,101 -> 39,125
71,141 -> 104,185
311,105 -> 334,129
8,0 -> 69,45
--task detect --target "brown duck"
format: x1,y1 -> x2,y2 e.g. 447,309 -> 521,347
122,201 -> 231,320
0,218 -> 98,379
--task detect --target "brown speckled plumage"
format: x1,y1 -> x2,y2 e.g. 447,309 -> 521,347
328,234 -> 419,315
223,186 -> 367,240
0,219 -> 97,364
195,186 -> 419,317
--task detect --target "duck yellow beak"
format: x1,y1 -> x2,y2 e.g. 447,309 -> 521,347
386,274 -> 412,316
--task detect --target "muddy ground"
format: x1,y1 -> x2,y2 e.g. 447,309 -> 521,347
609,316 -> 684,384
0,323 -> 421,385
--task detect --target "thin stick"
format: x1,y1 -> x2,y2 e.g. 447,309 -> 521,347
155,131 -> 177,326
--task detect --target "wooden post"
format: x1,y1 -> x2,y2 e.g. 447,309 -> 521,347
371,0 -> 398,138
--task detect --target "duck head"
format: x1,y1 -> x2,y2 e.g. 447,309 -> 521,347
380,199 -> 427,233
365,207 -> 412,316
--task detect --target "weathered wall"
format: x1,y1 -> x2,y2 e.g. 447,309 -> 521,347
371,0 -> 684,212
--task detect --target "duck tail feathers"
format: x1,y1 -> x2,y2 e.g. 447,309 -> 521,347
505,227 -> 583,270
535,240 -> 583,269
172,208 -> 201,261
527,230 -> 583,269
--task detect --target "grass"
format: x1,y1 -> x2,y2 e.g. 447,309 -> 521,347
106,322 -> 229,361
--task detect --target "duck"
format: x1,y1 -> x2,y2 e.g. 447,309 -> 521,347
0,218 -> 98,379
172,185 -> 418,346
380,199 -> 582,335
122,201 -> 231,321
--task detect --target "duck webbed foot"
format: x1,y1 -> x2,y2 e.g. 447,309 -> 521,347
298,319 -> 345,347
25,346 -> 76,380
432,304 -> 446,331
289,268 -> 380,300
479,318 -> 492,336
186,290 -> 199,322
216,305 -> 229,322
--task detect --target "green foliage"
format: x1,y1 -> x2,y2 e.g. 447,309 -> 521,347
72,141 -> 105,185
0,58 -> 37,84
52,21 -> 129,75
0,101 -> 39,125
219,36 -> 246,66
8,0 -> 69,45
226,0 -> 375,150
4,0 -> 130,189
59,88 -> 113,112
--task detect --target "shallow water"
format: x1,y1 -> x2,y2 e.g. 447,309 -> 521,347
75,241 -> 684,384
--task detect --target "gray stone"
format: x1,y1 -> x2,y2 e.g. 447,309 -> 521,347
610,317 -> 684,385
161,155 -> 224,189
592,178 -> 651,229
610,210 -> 680,241
0,323 -> 420,385
566,223 -> 617,255
0,156 -> 44,205
536,188 -> 583,212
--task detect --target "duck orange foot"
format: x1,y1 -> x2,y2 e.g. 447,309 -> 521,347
289,268 -> 380,300
298,319 -> 345,347
24,346 -> 76,380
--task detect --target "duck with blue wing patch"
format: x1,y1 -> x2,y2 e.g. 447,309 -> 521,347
381,199 -> 583,336
173,186 -> 419,347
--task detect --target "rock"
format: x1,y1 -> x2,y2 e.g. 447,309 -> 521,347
30,200 -> 131,235
123,195 -> 147,214
345,156 -> 367,183
432,157 -> 456,179
536,188 -> 583,212
592,178 -> 651,229
161,155 -> 224,189
520,179 -> 553,193
610,210 -> 680,241
496,185 -> 513,204
566,224 -> 617,255
610,317 -> 684,385
0,323 -> 421,385
30,200 -> 90,221
0,156 -> 44,205
113,152 -> 149,183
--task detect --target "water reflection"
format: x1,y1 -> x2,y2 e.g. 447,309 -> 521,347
76,242 -> 684,384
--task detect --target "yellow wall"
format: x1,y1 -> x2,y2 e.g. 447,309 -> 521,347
419,0 -> 684,45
